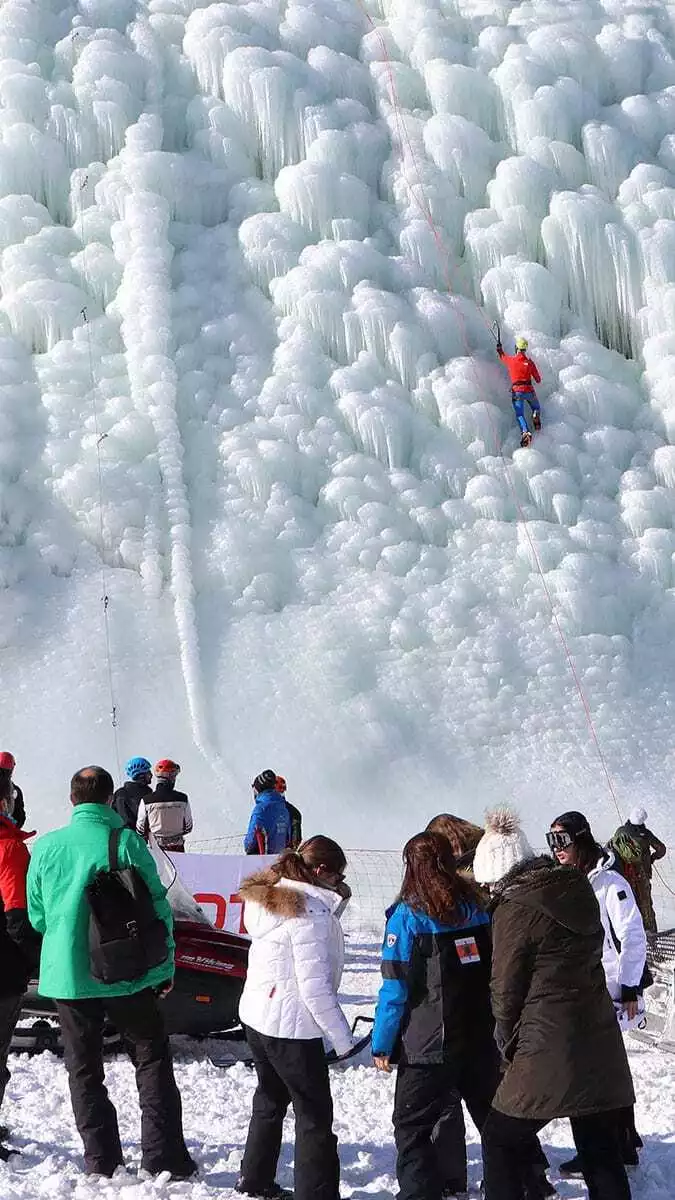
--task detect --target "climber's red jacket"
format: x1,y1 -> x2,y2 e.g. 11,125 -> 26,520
498,348 -> 541,392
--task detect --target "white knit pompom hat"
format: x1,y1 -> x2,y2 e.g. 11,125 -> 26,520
473,808 -> 535,886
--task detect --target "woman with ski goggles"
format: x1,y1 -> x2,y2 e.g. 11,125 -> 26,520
547,812 -> 648,1178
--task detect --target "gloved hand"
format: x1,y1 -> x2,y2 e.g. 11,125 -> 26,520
496,341 -> 503,353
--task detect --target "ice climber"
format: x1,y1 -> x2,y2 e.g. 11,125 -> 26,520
244,770 -> 292,855
497,336 -> 542,448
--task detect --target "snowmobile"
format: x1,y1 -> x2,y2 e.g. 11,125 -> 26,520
630,927 -> 675,1051
12,844 -> 249,1054
13,918 -> 249,1054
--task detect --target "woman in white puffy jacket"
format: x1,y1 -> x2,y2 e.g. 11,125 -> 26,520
548,810 -> 647,1172
237,836 -> 354,1200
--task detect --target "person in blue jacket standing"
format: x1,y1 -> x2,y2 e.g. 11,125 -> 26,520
244,770 -> 292,855
372,831 -> 501,1200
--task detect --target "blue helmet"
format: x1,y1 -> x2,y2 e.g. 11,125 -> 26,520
126,756 -> 152,781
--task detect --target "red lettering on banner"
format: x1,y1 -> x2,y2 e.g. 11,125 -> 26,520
194,892 -> 227,929
229,893 -> 247,935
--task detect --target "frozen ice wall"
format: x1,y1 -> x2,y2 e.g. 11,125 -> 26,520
3,0 -> 675,850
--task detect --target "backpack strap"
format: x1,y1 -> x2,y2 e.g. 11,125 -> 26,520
109,826 -> 122,872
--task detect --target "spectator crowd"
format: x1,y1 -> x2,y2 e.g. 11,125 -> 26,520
0,748 -> 668,1200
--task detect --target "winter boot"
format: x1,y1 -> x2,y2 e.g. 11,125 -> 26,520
235,1181 -> 293,1200
441,1177 -> 467,1198
520,430 -> 533,448
532,411 -> 541,431
559,1155 -> 583,1176
523,1163 -> 557,1198
142,1157 -> 198,1181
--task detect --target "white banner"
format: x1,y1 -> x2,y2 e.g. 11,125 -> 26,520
167,851 -> 274,935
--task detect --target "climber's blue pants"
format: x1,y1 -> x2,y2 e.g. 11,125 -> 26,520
512,389 -> 540,434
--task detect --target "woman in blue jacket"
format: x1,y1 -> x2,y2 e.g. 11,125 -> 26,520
372,831 -> 500,1200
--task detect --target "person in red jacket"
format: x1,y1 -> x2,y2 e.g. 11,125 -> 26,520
0,775 -> 40,1158
497,336 -> 542,447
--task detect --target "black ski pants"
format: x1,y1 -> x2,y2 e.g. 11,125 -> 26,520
241,1026 -> 340,1200
55,988 -> 191,1177
0,994 -> 23,1113
393,1053 -> 500,1200
482,1108 -> 632,1200
431,1096 -> 468,1194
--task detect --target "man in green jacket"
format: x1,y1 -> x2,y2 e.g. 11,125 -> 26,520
27,766 -> 196,1180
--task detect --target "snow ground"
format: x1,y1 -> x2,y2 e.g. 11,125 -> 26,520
1,938 -> 674,1200
4,0 -> 675,849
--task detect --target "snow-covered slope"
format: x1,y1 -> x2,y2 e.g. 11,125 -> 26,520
3,0 -> 675,845
2,942 -> 675,1199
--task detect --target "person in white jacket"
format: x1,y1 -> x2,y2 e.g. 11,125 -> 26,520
136,760 -> 193,851
548,810 -> 647,1175
237,836 -> 354,1200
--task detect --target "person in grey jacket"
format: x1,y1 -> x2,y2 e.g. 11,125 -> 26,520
137,760 -> 193,851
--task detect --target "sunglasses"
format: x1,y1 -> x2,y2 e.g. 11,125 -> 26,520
546,830 -> 574,852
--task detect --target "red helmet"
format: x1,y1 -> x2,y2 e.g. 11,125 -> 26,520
155,759 -> 180,778
0,752 -> 15,772
275,775 -> 287,793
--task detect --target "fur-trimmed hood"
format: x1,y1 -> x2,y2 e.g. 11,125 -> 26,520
239,869 -> 343,936
238,869 -> 352,1054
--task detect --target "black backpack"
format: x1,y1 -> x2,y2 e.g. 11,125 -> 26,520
86,828 -> 170,984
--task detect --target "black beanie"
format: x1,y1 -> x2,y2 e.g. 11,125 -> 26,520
253,769 -> 277,794
553,810 -> 593,840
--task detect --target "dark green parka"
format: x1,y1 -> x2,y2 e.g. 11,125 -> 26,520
490,856 -> 634,1121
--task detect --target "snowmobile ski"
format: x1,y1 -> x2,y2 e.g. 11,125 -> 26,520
208,1017 -> 374,1070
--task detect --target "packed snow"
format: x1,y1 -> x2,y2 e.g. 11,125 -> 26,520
1,937 -> 675,1199
2,0 -> 675,853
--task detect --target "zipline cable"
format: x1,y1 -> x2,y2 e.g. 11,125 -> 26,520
76,170 -> 123,783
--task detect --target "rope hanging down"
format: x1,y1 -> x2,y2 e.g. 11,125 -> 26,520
78,173 -> 122,782
353,0 -> 631,828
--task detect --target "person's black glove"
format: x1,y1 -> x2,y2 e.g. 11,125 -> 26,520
496,340 -> 503,353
